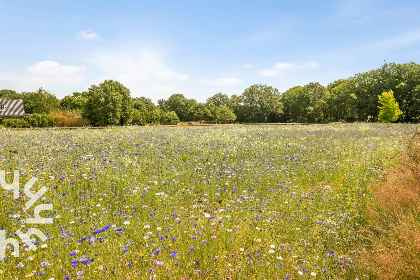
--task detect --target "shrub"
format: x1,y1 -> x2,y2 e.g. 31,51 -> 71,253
49,109 -> 90,127
25,113 -> 53,127
2,118 -> 29,128
162,111 -> 180,125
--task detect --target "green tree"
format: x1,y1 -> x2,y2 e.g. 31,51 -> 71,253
378,90 -> 403,122
408,85 -> 420,122
238,84 -> 283,123
303,82 -> 330,122
188,103 -> 213,123
22,88 -> 60,114
326,79 -> 357,122
149,108 -> 163,125
214,105 -> 236,123
206,93 -> 230,107
0,89 -> 22,99
131,101 -> 149,125
133,97 -> 156,112
280,86 -> 309,122
60,92 -> 88,110
158,94 -> 197,122
131,108 -> 149,125
162,111 -> 180,125
83,80 -> 133,126
228,94 -> 242,117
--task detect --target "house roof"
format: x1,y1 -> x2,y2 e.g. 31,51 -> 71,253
0,99 -> 25,117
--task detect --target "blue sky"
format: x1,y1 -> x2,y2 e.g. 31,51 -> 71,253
1,0 -> 420,102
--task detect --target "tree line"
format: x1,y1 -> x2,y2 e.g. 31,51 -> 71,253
1,62 -> 419,127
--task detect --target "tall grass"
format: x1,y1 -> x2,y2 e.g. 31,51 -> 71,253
365,130 -> 420,279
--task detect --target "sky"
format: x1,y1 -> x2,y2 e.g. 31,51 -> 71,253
1,0 -> 420,103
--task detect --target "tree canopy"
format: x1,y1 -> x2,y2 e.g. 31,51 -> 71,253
82,80 -> 133,126
1,62 -> 419,126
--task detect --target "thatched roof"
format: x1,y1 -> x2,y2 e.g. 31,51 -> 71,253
0,99 -> 25,118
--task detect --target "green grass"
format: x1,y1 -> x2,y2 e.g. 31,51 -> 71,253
0,123 -> 416,279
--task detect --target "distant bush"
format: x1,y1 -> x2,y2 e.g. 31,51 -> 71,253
2,118 -> 29,128
25,113 -> 53,127
162,111 -> 179,125
1,113 -> 55,128
49,109 -> 90,127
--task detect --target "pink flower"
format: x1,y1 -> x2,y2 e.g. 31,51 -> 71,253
211,236 -> 216,240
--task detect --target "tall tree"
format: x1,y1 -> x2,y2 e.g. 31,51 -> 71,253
303,82 -> 330,122
326,79 -> 357,122
159,94 -> 197,122
206,93 -> 230,107
213,105 -> 236,124
22,88 -> 60,114
188,103 -> 213,123
83,80 -> 133,126
133,97 -> 156,112
239,84 -> 283,123
280,86 -> 309,122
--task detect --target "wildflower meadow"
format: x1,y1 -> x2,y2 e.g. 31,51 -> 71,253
0,123 -> 416,279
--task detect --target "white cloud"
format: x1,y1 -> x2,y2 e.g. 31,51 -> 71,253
260,62 -> 319,77
201,77 -> 243,86
85,48 -> 188,84
240,64 -> 252,69
86,49 -> 188,89
0,60 -> 86,91
81,46 -> 188,100
78,29 -> 100,40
